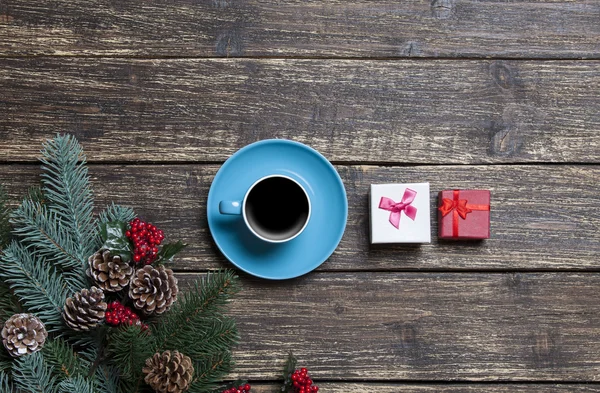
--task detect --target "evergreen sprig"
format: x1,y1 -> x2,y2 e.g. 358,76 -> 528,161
98,203 -> 136,239
189,352 -> 234,393
42,338 -> 89,381
0,184 -> 11,248
282,352 -> 298,393
153,270 -> 240,352
0,369 -> 12,392
39,134 -> 97,282
11,199 -> 89,291
150,270 -> 240,393
12,352 -> 57,393
0,280 -> 21,324
57,374 -> 96,393
0,135 -> 242,392
0,241 -> 67,332
106,325 -> 156,387
95,363 -> 124,393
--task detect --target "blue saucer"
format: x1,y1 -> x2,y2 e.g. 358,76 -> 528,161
207,139 -> 348,280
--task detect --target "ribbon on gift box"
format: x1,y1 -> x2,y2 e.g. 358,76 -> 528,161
439,190 -> 490,237
379,188 -> 418,229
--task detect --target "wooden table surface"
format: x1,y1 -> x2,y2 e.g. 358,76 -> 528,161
1,1 -> 600,391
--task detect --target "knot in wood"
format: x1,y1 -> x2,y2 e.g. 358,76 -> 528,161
431,0 -> 454,19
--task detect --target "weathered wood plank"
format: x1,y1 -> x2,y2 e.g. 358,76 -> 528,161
1,59 -> 599,164
0,164 -> 597,271
250,384 -> 600,392
1,1 -> 599,58
179,272 -> 600,380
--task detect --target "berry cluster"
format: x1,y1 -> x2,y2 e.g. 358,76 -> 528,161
126,218 -> 164,265
221,384 -> 251,393
291,368 -> 319,393
105,301 -> 141,327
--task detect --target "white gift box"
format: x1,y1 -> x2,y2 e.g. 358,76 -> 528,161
370,183 -> 431,244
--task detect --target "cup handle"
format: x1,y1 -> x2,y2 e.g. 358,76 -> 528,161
219,200 -> 242,215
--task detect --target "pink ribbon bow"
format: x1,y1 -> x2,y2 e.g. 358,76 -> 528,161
378,188 -> 418,229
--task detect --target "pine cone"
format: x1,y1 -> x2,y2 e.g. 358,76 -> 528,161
143,350 -> 194,393
62,287 -> 107,331
87,249 -> 134,292
129,265 -> 178,315
1,313 -> 47,357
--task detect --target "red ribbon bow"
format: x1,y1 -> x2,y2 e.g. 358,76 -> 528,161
439,190 -> 489,237
379,188 -> 418,229
439,198 -> 472,219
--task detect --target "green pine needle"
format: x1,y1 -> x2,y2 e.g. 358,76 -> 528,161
154,270 -> 240,352
26,186 -> 46,205
0,281 -> 21,325
0,369 -> 13,392
0,241 -> 67,332
95,363 -> 124,393
161,316 -> 239,366
39,134 -> 97,281
282,351 -> 298,393
11,199 -> 89,292
42,338 -> 88,382
12,352 -> 57,393
0,185 -> 11,249
56,374 -> 95,393
106,325 -> 156,386
188,352 -> 234,393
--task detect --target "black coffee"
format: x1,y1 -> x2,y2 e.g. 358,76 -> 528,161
245,177 -> 309,241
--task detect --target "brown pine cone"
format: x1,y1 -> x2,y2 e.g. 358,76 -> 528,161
87,249 -> 134,292
143,350 -> 194,393
129,265 -> 178,315
1,313 -> 47,357
62,286 -> 107,331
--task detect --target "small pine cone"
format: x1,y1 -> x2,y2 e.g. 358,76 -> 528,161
143,350 -> 194,393
129,265 -> 178,315
87,249 -> 134,292
62,287 -> 107,331
1,313 -> 47,357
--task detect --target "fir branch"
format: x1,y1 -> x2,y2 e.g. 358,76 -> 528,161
56,375 -> 95,393
39,134 -> 97,278
281,352 -> 298,393
11,199 -> 89,292
98,203 -> 136,231
106,325 -> 156,386
42,338 -> 88,382
0,369 -> 13,393
26,186 -> 46,205
162,317 -> 238,361
0,280 -> 21,324
95,363 -> 123,393
0,346 -> 13,384
154,270 -> 240,351
0,241 -> 67,332
12,352 -> 57,393
0,184 -> 11,249
188,352 -> 233,393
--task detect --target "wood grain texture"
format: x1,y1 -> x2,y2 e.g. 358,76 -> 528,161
1,59 -> 599,164
178,272 -> 600,380
0,164 -> 597,271
250,384 -> 600,393
1,1 -> 599,58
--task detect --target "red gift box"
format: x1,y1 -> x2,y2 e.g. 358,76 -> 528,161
438,189 -> 490,240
